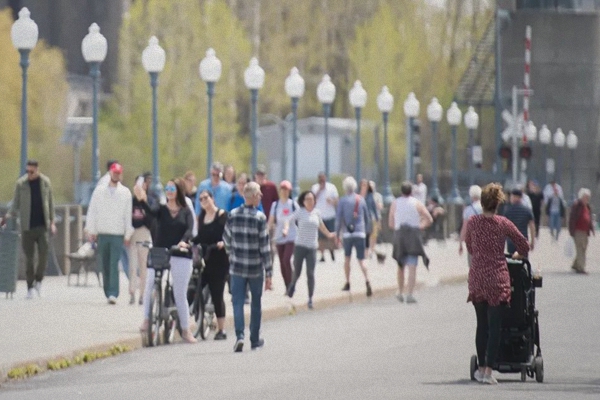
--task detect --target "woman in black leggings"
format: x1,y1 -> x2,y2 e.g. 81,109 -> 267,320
192,190 -> 229,340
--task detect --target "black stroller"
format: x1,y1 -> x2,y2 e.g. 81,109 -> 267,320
470,256 -> 544,383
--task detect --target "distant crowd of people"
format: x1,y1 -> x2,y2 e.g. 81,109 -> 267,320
1,159 -> 596,359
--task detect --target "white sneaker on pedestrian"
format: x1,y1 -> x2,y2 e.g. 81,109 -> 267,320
108,296 -> 117,305
406,294 -> 417,304
34,281 -> 41,297
482,373 -> 498,385
25,288 -> 35,299
474,369 -> 484,383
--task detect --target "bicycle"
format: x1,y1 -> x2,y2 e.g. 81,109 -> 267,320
190,244 -> 217,340
138,241 -> 187,347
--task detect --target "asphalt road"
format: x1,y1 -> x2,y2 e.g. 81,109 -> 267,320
2,270 -> 599,400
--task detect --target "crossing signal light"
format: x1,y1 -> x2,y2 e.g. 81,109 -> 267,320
499,145 -> 511,159
519,146 -> 532,160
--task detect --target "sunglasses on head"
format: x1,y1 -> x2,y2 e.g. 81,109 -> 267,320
165,185 -> 176,193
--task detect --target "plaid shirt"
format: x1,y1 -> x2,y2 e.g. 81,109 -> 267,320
223,204 -> 272,278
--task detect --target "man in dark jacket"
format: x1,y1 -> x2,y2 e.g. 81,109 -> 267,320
3,160 -> 56,299
568,188 -> 595,274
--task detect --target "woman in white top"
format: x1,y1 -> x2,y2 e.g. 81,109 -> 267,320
268,180 -> 298,292
284,191 -> 335,310
388,181 -> 432,304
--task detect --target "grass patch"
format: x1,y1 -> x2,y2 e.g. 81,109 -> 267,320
7,344 -> 132,380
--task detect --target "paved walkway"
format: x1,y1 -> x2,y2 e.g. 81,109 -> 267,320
1,228 -> 597,379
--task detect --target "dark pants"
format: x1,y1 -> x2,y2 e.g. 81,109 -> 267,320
201,269 -> 227,318
97,234 -> 124,298
276,242 -> 295,290
231,274 -> 263,344
21,227 -> 49,289
474,302 -> 505,368
288,245 -> 316,299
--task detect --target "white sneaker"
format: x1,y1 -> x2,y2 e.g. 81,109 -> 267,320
474,369 -> 484,382
108,296 -> 117,305
25,288 -> 35,299
483,373 -> 498,385
34,281 -> 41,297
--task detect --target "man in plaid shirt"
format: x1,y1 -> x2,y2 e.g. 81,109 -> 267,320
224,181 -> 272,352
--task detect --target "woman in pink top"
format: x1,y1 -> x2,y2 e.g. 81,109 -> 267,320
465,183 -> 529,384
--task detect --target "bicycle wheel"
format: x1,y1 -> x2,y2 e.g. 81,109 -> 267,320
148,282 -> 162,347
192,283 -> 208,339
163,285 -> 177,344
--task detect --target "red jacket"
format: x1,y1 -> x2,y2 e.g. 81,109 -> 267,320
568,200 -> 594,236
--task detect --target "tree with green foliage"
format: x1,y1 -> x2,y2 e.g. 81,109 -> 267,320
0,9 -> 70,203
101,0 -> 253,183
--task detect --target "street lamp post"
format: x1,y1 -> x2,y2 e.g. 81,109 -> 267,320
427,98 -> 443,203
446,102 -> 463,203
403,92 -> 420,181
81,23 -> 107,186
566,130 -> 578,202
244,57 -> 265,174
142,36 -> 166,197
11,7 -> 38,177
285,67 -> 305,197
377,86 -> 394,205
524,120 -> 537,181
538,124 -> 551,186
349,80 -> 367,180
553,128 -> 565,184
317,74 -> 336,180
199,48 -> 222,178
464,106 -> 479,188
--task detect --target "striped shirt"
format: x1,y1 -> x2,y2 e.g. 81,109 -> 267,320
289,208 -> 323,249
223,205 -> 272,278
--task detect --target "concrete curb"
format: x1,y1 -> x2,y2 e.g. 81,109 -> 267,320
1,275 -> 469,384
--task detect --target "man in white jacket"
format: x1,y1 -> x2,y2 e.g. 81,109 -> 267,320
86,163 -> 134,304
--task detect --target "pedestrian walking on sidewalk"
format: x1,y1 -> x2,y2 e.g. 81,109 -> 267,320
192,190 -> 229,340
285,190 -> 336,309
127,176 -> 155,305
359,179 -> 381,258
543,181 -> 566,241
311,172 -> 339,262
223,182 -> 272,352
255,165 -> 278,265
97,160 -> 131,280
336,177 -> 373,297
137,178 -> 197,343
195,162 -> 232,213
568,188 -> 595,274
228,173 -> 264,213
503,189 -> 535,255
459,185 -> 482,267
412,173 -> 427,205
465,183 -> 530,384
3,160 -> 56,299
389,181 -> 432,304
526,180 -> 543,238
85,163 -> 134,304
268,180 -> 298,292
223,165 -> 236,189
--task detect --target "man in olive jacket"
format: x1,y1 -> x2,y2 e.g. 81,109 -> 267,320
4,160 -> 56,298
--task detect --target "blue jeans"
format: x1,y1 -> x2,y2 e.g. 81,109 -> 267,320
549,212 -> 561,239
231,274 -> 263,344
120,246 -> 130,280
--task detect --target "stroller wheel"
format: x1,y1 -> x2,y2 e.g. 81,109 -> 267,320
520,368 -> 527,382
534,356 -> 544,383
470,355 -> 478,381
